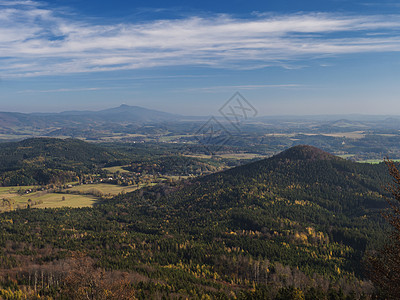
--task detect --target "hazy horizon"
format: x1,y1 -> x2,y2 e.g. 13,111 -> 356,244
5,103 -> 400,119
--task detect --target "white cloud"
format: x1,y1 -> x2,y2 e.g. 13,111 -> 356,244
18,87 -> 115,93
0,1 -> 38,6
2,1 -> 400,77
181,84 -> 306,92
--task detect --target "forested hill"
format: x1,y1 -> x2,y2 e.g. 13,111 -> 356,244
273,144 -> 337,161
0,138 -> 120,170
0,138 -> 224,186
112,144 -> 391,283
163,144 -> 389,222
0,138 -> 121,171
0,144 -> 393,298
0,138 -> 124,186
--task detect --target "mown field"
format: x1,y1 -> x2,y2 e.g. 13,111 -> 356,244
28,193 -> 97,209
64,183 -> 140,196
102,165 -> 130,173
0,186 -> 96,212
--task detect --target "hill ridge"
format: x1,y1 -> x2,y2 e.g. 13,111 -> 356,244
272,144 -> 338,161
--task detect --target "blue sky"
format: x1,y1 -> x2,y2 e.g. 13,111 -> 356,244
2,0 -> 400,115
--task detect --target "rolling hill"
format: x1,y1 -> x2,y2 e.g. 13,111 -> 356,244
128,145 -> 390,263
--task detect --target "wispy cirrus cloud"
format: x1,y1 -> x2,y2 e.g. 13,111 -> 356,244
180,84 -> 307,92
2,1 -> 400,77
18,87 -> 117,93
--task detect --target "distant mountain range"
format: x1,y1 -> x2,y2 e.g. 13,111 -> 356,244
3,104 -> 400,128
0,105 -> 194,139
3,104 -> 400,148
4,104 -> 400,126
0,104 -> 181,128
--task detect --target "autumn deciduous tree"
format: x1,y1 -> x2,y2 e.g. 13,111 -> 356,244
62,258 -> 136,300
368,159 -> 400,299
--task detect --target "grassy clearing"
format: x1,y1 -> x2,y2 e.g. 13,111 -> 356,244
0,186 -> 38,194
0,186 -> 97,212
357,159 -> 400,164
157,134 -> 194,142
216,153 -> 264,160
323,131 -> 365,139
183,154 -> 213,159
32,194 -> 97,209
103,165 -> 130,173
357,160 -> 383,164
338,154 -> 355,159
66,183 -> 139,196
